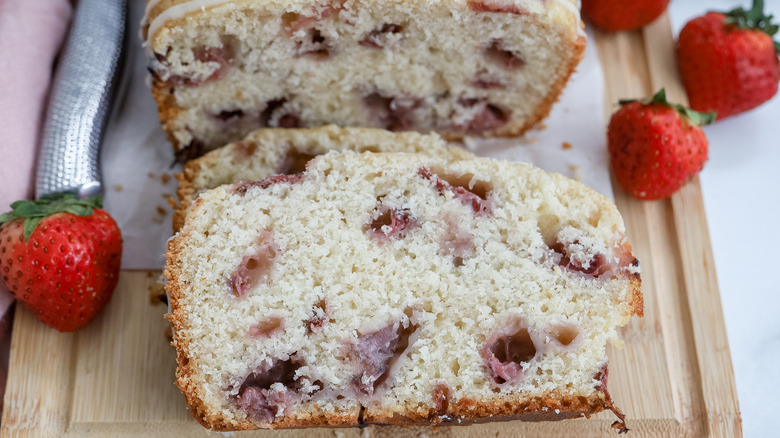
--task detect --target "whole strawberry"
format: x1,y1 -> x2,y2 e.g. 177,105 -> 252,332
678,0 -> 780,120
0,195 -> 122,332
608,89 -> 715,201
581,0 -> 670,32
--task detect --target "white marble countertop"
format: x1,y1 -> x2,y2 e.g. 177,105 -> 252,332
669,2 -> 780,437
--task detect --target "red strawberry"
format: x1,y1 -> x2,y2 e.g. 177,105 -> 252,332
581,0 -> 670,32
678,0 -> 780,120
0,194 -> 122,332
608,89 -> 715,201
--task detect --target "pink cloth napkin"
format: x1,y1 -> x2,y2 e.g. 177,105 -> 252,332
0,0 -> 73,313
0,0 -> 73,413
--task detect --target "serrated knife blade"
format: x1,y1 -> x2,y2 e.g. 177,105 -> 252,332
35,0 -> 127,199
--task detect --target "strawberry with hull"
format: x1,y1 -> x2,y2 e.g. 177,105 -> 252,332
678,0 -> 780,120
0,195 -> 122,332
607,89 -> 715,201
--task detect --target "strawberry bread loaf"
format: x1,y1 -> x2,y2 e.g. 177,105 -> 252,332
165,150 -> 642,431
143,0 -> 586,160
173,125 -> 475,231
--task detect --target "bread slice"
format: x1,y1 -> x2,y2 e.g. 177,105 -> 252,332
143,0 -> 586,159
173,125 -> 475,231
165,150 -> 642,431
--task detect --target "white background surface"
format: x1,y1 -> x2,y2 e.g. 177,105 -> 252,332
669,2 -> 780,437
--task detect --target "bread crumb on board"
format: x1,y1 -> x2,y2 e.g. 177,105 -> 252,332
149,284 -> 167,305
152,205 -> 168,224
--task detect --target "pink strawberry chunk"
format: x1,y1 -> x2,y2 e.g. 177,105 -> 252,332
305,299 -> 328,334
231,232 -> 279,297
473,74 -> 506,89
346,320 -> 418,397
484,40 -> 525,71
467,0 -> 528,15
440,216 -> 475,266
157,44 -> 235,87
551,241 -> 608,277
246,316 -> 285,338
432,382 -> 451,414
363,93 -> 420,131
235,355 -> 309,422
457,99 -> 511,135
295,29 -> 332,59
233,174 -> 305,196
551,234 -> 642,279
481,316 -> 539,385
259,98 -> 301,129
419,167 -> 493,216
365,206 -> 418,241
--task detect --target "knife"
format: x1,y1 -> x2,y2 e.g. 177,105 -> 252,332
35,0 -> 127,199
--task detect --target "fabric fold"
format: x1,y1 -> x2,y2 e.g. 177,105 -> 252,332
0,0 -> 74,313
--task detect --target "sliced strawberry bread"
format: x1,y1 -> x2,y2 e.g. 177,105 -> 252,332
173,125 -> 475,231
143,0 -> 586,159
165,150 -> 642,431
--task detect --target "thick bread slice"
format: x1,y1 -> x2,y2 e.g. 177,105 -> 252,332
173,126 -> 475,231
144,0 -> 585,158
165,151 -> 642,431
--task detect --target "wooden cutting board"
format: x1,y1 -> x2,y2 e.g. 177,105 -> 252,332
0,14 -> 741,438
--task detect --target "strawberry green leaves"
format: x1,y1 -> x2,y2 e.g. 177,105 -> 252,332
0,194 -> 103,241
619,89 -> 717,126
723,0 -> 780,53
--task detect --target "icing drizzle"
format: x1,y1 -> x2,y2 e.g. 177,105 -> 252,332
142,0 -> 583,54
144,0 -> 231,54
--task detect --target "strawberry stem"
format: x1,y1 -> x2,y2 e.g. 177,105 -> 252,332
0,194 -> 103,242
619,89 -> 717,126
723,0 -> 780,53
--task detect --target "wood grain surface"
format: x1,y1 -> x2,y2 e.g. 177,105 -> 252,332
1,13 -> 741,438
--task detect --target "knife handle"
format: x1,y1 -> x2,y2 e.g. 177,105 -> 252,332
36,0 -> 127,199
